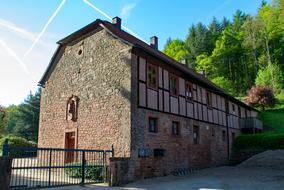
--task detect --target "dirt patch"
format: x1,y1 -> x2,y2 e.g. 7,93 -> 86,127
238,150 -> 284,169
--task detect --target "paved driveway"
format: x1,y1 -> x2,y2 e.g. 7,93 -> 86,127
45,166 -> 284,190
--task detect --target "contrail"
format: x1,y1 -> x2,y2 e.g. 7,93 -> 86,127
23,0 -> 66,58
207,0 -> 233,20
83,0 -> 147,43
0,18 -> 36,41
0,18 -> 53,48
0,39 -> 31,76
83,0 -> 112,20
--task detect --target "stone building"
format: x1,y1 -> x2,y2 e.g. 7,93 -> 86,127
38,17 -> 260,182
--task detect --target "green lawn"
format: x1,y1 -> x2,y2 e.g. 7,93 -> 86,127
259,99 -> 284,134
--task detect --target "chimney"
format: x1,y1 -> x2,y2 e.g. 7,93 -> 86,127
150,36 -> 158,50
199,70 -> 206,77
112,16 -> 121,29
181,59 -> 187,65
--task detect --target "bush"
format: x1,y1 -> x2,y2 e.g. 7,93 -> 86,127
0,135 -> 37,156
0,135 -> 36,149
231,133 -> 284,164
64,163 -> 104,181
233,133 -> 284,151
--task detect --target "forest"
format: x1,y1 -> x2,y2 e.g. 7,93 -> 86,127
0,89 -> 40,146
164,0 -> 284,98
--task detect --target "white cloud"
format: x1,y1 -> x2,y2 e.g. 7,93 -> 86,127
120,3 -> 136,19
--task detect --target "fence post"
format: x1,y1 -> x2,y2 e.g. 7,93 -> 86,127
2,139 -> 9,156
111,145 -> 114,158
81,151 -> 86,185
48,150 -> 52,187
103,151 -> 106,183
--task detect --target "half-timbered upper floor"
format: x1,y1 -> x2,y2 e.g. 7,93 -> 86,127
135,52 -> 258,130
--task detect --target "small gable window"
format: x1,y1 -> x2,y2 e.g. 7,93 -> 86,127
66,95 -> 79,122
170,74 -> 178,96
185,82 -> 193,101
147,64 -> 158,89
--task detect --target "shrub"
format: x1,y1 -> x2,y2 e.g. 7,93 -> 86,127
0,135 -> 37,156
0,135 -> 36,149
233,133 -> 284,151
64,163 -> 104,181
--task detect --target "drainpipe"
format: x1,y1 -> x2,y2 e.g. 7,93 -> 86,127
226,95 -> 230,160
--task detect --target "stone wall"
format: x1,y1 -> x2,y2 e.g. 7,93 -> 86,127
109,157 -> 131,186
38,28 -> 132,157
0,157 -> 12,190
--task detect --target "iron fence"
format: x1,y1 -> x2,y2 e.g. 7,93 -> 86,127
2,141 -> 114,189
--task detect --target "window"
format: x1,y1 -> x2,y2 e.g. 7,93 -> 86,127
147,64 -> 158,89
222,130 -> 226,142
225,100 -> 229,113
232,104 -> 235,113
185,82 -> 193,101
149,117 -> 158,133
138,148 -> 151,158
153,148 -> 166,157
211,128 -> 215,137
238,106 -> 241,117
170,74 -> 178,96
193,125 -> 199,144
206,91 -> 212,107
172,121 -> 179,135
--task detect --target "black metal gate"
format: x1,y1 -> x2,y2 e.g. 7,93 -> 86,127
2,141 -> 114,189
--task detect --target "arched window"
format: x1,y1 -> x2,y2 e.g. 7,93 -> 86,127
66,95 -> 79,122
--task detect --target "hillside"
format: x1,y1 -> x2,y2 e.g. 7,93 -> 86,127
259,99 -> 284,134
231,98 -> 284,164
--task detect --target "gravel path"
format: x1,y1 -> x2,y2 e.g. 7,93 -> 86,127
43,166 -> 284,190
36,150 -> 284,190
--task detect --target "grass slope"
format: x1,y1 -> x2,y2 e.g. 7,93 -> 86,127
259,99 -> 284,134
232,98 -> 284,160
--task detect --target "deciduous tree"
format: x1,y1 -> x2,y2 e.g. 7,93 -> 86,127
245,86 -> 276,110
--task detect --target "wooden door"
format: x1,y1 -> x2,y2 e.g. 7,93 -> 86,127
65,132 -> 75,163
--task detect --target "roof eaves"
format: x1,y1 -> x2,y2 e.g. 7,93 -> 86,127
38,45 -> 61,86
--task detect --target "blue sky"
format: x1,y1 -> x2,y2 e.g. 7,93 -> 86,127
0,0 -> 270,106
